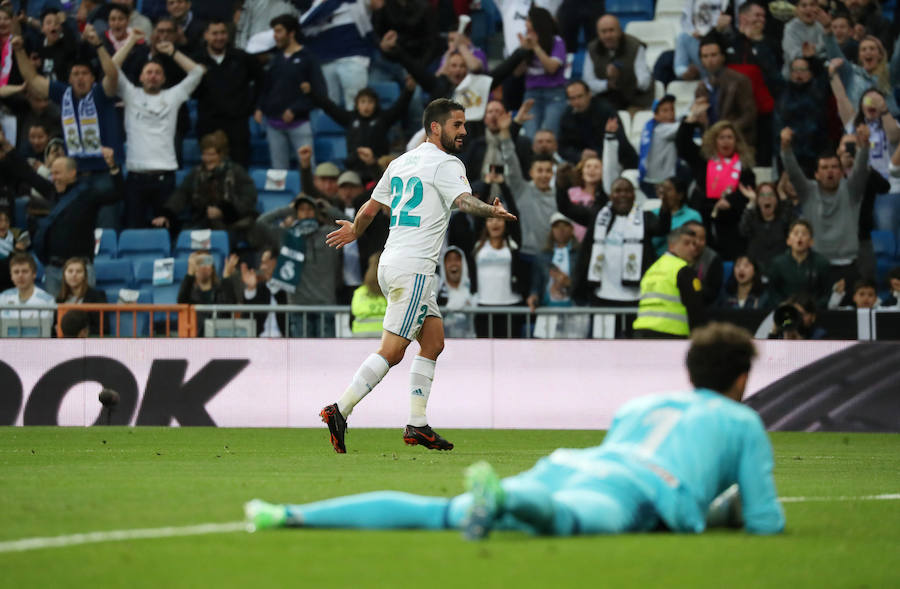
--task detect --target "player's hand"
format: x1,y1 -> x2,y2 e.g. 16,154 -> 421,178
490,197 -> 517,222
325,219 -> 358,249
298,145 -> 313,166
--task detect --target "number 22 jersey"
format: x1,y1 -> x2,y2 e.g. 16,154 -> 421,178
371,142 -> 471,275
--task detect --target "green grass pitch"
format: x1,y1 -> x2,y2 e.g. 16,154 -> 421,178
1,428 -> 898,588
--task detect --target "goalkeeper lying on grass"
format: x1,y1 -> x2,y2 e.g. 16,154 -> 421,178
245,322 -> 784,538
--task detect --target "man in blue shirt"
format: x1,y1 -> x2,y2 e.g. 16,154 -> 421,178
245,322 -> 785,538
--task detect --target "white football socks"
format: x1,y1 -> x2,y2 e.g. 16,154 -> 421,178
408,356 -> 436,427
337,353 -> 390,418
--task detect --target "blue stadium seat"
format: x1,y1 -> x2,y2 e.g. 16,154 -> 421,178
570,49 -> 586,80
721,260 -> 734,296
34,255 -> 44,286
106,288 -> 153,337
94,259 -> 134,292
14,196 -> 28,228
183,138 -> 201,165
872,230 -> 898,286
118,229 -> 171,270
186,99 -> 198,137
258,191 -> 295,213
151,259 -> 188,304
175,167 -> 190,187
94,228 -> 118,261
314,135 -> 348,167
604,0 -> 654,28
174,229 -> 229,270
250,137 -> 271,166
310,109 -> 345,135
370,81 -> 401,108
250,169 -> 300,193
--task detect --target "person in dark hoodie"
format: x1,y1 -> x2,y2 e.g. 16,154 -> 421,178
776,55 -> 833,175
300,76 -> 415,183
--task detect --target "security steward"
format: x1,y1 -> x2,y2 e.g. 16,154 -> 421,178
633,225 -> 706,338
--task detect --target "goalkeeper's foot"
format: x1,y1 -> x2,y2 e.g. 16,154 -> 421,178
244,499 -> 287,532
462,461 -> 504,541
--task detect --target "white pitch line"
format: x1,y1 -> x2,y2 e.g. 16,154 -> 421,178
0,521 -> 247,554
2,493 -> 899,554
779,493 -> 900,503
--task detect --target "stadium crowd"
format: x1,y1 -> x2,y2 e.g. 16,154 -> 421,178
1,0 -> 900,339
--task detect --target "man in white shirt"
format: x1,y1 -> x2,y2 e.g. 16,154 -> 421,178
113,31 -> 206,228
320,98 -> 517,454
0,253 -> 55,329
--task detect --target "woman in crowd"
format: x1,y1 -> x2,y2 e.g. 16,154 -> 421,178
519,6 -> 568,139
738,182 -> 794,273
676,105 -> 757,261
566,156 -> 605,242
472,217 -> 529,338
55,257 -> 106,335
717,255 -> 768,309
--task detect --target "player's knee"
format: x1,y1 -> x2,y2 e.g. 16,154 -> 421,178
376,347 -> 405,366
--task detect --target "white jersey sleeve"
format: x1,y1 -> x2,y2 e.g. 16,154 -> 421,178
371,164 -> 394,206
432,159 -> 471,209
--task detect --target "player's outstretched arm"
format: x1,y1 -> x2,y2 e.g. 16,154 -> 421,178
326,198 -> 386,249
455,194 -> 518,221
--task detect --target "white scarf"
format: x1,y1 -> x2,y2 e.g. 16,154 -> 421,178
453,73 -> 493,121
587,204 -> 644,285
61,86 -> 103,157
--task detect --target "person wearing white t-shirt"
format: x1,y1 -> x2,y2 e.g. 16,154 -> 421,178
112,31 -> 206,228
0,253 -> 55,326
320,98 -> 517,453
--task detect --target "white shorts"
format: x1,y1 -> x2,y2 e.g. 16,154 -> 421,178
378,265 -> 441,341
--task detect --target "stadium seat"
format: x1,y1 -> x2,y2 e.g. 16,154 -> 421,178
624,20 -> 677,48
721,260 -> 734,295
655,0 -> 684,20
370,81 -> 401,108
605,0 -> 654,28
183,138 -> 201,165
250,168 -> 300,193
314,135 -> 348,166
118,229 -> 171,269
94,228 -> 117,260
174,229 -> 229,269
14,196 -> 28,228
94,259 -> 134,292
310,109 -> 345,135
106,288 -> 153,337
250,137 -> 271,166
666,80 -> 700,116
569,49 -> 586,80
258,191 -> 295,213
175,168 -> 190,187
872,230 -> 896,258
630,110 -> 654,149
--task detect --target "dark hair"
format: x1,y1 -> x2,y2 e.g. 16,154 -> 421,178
28,120 -> 50,134
0,207 -> 10,220
686,322 -> 757,393
56,257 -> 90,302
527,6 -> 558,55
815,150 -> 840,168
68,60 -> 96,78
270,14 -> 299,36
107,3 -> 131,18
40,6 -> 60,21
422,98 -> 465,134
788,218 -> 814,237
531,153 -> 555,165
724,255 -> 765,297
698,32 -> 725,54
738,1 -> 764,15
354,87 -> 379,110
667,175 -> 690,201
60,310 -> 90,338
566,79 -> 590,94
205,19 -> 228,30
852,278 -> 877,293
8,252 -> 37,273
785,293 -> 817,315
200,130 -> 229,156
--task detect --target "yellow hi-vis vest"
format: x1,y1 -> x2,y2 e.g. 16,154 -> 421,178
632,253 -> 690,336
351,285 -> 387,336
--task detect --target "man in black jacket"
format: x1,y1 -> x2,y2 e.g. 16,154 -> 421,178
558,80 -> 637,167
192,20 -> 263,168
32,148 -> 123,296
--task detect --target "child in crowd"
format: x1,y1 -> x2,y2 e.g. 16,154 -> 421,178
637,94 -> 679,197
828,277 -> 881,309
882,267 -> 900,308
718,255 -> 767,309
766,219 -> 832,308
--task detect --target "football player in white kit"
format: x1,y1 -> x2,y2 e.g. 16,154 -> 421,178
320,99 -> 517,453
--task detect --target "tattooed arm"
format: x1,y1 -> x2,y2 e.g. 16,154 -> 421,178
454,193 -> 518,220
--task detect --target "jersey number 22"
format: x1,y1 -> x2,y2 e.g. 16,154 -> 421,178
390,177 -> 423,228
